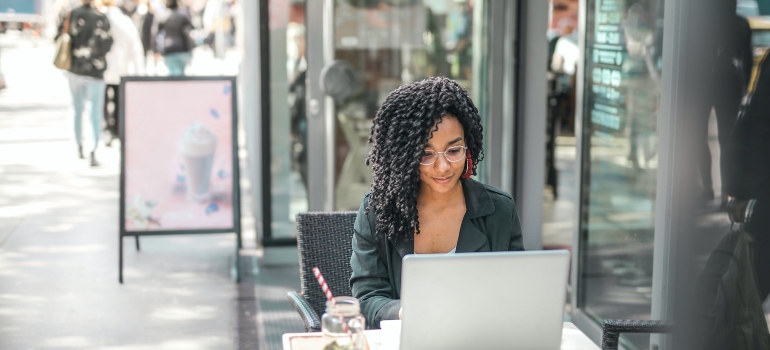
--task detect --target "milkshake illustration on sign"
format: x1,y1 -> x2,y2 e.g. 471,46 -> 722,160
180,122 -> 217,202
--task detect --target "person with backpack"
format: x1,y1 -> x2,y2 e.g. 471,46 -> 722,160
726,49 -> 770,304
57,0 -> 114,166
687,24 -> 770,350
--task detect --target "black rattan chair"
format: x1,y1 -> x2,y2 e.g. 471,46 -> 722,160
287,211 -> 358,332
601,319 -> 674,350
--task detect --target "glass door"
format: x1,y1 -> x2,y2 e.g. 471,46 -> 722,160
305,0 -> 495,212
573,0 -> 666,348
261,0 -> 310,245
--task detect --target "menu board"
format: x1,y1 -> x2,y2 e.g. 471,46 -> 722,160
120,77 -> 239,234
586,0 -> 627,134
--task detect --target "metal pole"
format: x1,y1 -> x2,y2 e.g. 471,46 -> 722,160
119,235 -> 124,283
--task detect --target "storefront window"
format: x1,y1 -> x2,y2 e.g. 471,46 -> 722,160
329,0 -> 490,210
578,0 -> 665,348
543,0 -> 579,251
678,2 -> 769,348
263,0 -> 490,235
266,0 -> 309,240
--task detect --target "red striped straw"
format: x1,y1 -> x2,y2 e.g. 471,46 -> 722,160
312,267 -> 353,339
313,267 -> 337,307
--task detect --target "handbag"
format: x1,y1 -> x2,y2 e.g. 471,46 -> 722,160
53,12 -> 72,70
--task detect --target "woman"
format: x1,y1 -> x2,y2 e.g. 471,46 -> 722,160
57,0 -> 113,166
350,77 -> 524,329
156,0 -> 194,76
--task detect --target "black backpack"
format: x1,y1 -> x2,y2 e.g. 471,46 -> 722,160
690,225 -> 770,350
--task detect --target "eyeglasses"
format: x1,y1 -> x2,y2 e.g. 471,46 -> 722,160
420,146 -> 467,166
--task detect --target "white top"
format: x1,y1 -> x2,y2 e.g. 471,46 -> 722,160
413,247 -> 456,255
103,6 -> 145,85
551,32 -> 579,75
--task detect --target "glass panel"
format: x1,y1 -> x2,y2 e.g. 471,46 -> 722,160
330,0 -> 490,211
681,2 -> 770,347
267,0 -> 308,239
578,0 -> 665,348
543,0 -> 579,250
739,0 -> 770,333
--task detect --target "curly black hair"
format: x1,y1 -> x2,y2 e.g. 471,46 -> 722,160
365,77 -> 484,243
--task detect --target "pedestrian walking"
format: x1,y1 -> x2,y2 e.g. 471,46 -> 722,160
56,0 -> 114,166
101,0 -> 145,146
156,0 -> 194,76
138,2 -> 155,60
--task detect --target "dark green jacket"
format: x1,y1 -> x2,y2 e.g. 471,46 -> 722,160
349,179 -> 524,329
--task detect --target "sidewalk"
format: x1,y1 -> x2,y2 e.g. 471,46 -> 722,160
0,34 -> 286,349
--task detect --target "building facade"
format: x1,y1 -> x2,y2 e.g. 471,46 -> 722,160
234,0 -> 769,348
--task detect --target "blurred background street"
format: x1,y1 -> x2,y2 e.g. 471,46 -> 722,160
0,33 -> 265,349
1,0 -> 765,349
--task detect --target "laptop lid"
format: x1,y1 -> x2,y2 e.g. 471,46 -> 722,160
399,250 -> 570,350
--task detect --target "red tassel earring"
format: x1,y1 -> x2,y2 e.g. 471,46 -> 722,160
462,150 -> 473,179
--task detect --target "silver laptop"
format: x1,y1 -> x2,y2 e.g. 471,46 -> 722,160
399,250 -> 570,350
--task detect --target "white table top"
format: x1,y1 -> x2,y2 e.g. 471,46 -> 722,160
282,322 -> 599,350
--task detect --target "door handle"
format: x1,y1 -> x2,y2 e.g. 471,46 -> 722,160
309,98 -> 320,116
319,60 -> 357,101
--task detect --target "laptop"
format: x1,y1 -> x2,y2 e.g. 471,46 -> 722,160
399,250 -> 570,350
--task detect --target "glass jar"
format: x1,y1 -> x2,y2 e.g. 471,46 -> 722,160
321,296 -> 366,350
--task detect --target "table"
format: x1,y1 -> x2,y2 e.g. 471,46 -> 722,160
282,322 -> 599,350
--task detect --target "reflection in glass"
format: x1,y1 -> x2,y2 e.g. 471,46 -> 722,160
579,0 -> 664,348
683,2 -> 768,348
330,0 -> 490,210
268,0 -> 309,239
543,0 -> 579,252
733,0 -> 770,335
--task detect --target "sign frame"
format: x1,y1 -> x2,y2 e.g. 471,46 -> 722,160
118,76 -> 242,283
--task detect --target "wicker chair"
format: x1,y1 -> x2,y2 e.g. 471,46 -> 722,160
287,211 -> 358,332
601,319 -> 674,350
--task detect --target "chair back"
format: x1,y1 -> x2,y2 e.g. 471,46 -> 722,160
296,211 -> 358,318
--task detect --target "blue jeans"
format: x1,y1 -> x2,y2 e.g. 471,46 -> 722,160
164,52 -> 191,76
67,72 -> 106,152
